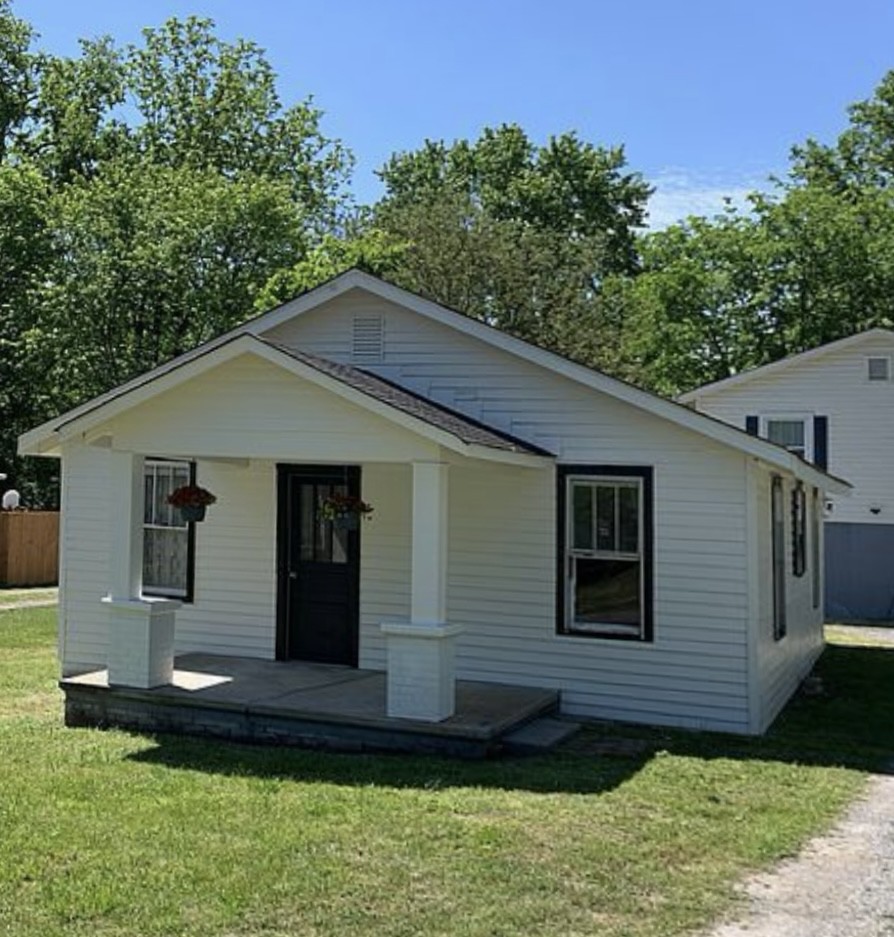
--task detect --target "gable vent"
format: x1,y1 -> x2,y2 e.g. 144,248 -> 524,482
867,356 -> 890,381
352,314 -> 384,363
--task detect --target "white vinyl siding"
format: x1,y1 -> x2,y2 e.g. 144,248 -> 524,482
690,332 -> 894,525
57,442 -> 112,674
57,285 -> 826,734
751,465 -> 824,731
265,294 -> 754,732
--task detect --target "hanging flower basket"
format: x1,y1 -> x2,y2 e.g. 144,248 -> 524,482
167,485 -> 217,523
319,493 -> 373,529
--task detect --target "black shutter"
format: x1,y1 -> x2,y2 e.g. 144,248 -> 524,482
745,415 -> 759,436
813,416 -> 828,470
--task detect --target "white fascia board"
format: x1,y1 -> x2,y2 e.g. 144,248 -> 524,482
679,328 -> 894,403
18,330 -> 259,457
754,455 -> 850,496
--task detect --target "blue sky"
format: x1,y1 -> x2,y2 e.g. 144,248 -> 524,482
18,0 -> 894,226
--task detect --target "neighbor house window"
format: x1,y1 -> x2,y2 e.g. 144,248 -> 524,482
771,475 -> 787,640
143,459 -> 195,601
792,483 -> 806,578
763,417 -> 809,460
557,466 -> 653,641
867,356 -> 890,381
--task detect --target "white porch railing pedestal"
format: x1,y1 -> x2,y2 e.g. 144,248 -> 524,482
104,596 -> 181,689
380,621 -> 463,721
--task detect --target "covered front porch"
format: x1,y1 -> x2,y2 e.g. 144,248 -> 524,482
61,652 -> 562,758
30,336 -> 557,736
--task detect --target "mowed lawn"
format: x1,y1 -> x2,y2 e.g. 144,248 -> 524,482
1,610 -> 889,937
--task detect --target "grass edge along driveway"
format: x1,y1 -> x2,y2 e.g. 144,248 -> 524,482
0,607 -> 885,937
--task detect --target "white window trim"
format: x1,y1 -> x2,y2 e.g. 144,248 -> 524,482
565,474 -> 644,639
143,458 -> 193,601
760,413 -> 814,462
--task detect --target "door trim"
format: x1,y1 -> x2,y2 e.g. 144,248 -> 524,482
275,464 -> 361,664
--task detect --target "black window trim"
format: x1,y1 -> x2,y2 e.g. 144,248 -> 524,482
771,474 -> 787,641
556,464 -> 654,643
142,457 -> 197,604
791,482 -> 807,579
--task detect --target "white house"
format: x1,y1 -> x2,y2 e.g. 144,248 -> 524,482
681,328 -> 894,622
20,271 -> 848,736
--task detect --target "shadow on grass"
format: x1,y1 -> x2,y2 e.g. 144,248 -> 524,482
126,642 -> 894,792
128,731 -> 649,795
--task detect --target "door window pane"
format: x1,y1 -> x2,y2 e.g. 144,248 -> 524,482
297,481 -> 351,564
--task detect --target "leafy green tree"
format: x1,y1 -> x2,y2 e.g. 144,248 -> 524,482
377,124 -> 650,273
0,13 -> 352,503
0,0 -> 36,161
613,69 -> 894,396
38,162 -> 304,403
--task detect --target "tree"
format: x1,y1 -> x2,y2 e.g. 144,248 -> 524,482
0,13 -> 353,504
0,0 -> 36,161
611,69 -> 894,397
377,124 -> 650,273
37,162 -> 305,406
253,125 -> 650,370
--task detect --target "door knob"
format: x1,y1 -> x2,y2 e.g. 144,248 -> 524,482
289,571 -> 298,579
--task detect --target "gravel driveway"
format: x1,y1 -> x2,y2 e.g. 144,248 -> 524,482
704,772 -> 894,937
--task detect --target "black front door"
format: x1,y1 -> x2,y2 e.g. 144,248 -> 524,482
276,465 -> 360,666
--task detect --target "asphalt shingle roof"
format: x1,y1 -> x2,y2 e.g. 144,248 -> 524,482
262,339 -> 553,457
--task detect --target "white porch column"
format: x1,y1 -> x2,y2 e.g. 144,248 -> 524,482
381,461 -> 462,722
103,451 -> 180,688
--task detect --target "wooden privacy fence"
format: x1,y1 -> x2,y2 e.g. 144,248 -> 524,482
0,511 -> 59,586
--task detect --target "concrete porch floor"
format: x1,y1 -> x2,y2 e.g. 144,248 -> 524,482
61,653 -> 560,757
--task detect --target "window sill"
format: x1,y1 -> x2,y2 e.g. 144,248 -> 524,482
557,626 -> 650,643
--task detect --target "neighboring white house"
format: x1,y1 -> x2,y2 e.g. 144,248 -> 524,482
20,271 -> 848,735
681,328 -> 894,622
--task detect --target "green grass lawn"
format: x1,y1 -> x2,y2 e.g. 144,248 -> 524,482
0,587 -> 58,608
0,610 -> 885,937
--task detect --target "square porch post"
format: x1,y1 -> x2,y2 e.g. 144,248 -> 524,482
102,450 -> 180,688
381,461 -> 462,722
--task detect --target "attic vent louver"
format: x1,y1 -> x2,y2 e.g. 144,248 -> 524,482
867,356 -> 890,381
352,314 -> 384,363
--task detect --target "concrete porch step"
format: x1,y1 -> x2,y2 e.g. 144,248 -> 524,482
501,716 -> 582,754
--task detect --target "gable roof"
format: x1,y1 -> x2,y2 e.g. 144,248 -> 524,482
19,269 -> 848,492
19,334 -> 551,467
679,328 -> 894,403
265,341 -> 551,457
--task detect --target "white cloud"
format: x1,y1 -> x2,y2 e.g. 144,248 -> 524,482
644,167 -> 775,229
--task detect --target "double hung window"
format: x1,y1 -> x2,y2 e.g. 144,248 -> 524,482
143,459 -> 195,601
558,467 -> 653,641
